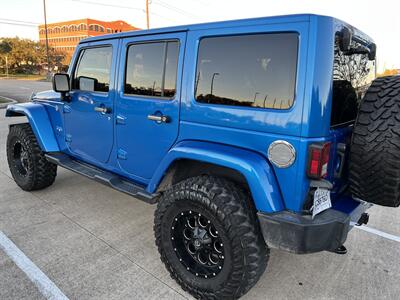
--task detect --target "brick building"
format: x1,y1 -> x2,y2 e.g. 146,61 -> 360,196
39,19 -> 139,64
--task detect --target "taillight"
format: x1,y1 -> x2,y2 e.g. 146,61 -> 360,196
307,143 -> 331,179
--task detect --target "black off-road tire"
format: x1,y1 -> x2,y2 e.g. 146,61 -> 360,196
7,123 -> 57,191
350,76 -> 400,207
154,175 -> 269,299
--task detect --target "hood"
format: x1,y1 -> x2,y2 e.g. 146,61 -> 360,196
33,90 -> 61,102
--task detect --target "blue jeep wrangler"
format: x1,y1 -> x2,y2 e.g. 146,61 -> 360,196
5,14 -> 400,299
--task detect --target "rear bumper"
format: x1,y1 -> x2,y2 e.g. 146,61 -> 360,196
257,199 -> 370,254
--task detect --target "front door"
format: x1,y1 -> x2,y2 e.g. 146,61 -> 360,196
116,32 -> 186,180
64,41 -> 118,164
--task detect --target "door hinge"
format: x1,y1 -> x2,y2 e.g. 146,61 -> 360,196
117,148 -> 127,160
116,114 -> 126,125
63,105 -> 71,113
65,134 -> 72,143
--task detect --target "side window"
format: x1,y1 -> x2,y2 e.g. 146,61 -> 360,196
73,46 -> 112,92
124,41 -> 179,98
195,33 -> 298,109
331,34 -> 376,126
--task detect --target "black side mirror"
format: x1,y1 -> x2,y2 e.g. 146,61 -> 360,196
78,76 -> 97,92
53,73 -> 71,101
339,27 -> 352,52
368,43 -> 376,60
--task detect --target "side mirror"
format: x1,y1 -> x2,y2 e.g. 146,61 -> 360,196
53,73 -> 70,93
339,27 -> 352,52
368,43 -> 376,60
78,76 -> 97,92
53,73 -> 71,101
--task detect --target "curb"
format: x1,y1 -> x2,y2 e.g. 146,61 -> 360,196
0,95 -> 18,109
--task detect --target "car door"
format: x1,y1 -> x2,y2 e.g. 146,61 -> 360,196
116,32 -> 186,179
64,40 -> 118,164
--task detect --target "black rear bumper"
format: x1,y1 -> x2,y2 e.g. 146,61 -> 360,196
257,203 -> 369,254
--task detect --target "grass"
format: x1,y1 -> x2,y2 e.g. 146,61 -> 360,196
0,74 -> 47,81
0,97 -> 9,103
0,96 -> 16,104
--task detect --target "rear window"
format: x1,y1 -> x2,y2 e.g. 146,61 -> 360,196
331,35 -> 376,126
195,33 -> 298,109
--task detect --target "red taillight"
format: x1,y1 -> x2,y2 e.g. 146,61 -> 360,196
307,143 -> 331,179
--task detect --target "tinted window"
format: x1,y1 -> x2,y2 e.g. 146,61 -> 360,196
73,46 -> 112,92
125,41 -> 179,98
195,33 -> 298,109
331,35 -> 376,126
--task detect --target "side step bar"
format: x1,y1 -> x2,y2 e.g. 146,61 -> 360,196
45,152 -> 158,204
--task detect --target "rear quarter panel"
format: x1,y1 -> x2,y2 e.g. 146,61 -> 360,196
179,17 -> 315,212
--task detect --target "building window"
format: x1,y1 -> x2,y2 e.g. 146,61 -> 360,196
195,33 -> 298,109
125,41 -> 179,98
73,46 -> 113,93
107,28 -> 111,33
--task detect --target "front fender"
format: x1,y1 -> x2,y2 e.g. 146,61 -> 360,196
148,141 -> 284,213
5,102 -> 59,152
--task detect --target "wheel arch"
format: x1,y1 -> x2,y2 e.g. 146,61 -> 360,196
6,103 -> 59,152
148,141 -> 284,213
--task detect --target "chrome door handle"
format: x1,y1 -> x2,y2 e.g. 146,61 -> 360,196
94,106 -> 111,114
147,114 -> 171,123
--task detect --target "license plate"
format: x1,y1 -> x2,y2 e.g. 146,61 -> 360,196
312,188 -> 332,218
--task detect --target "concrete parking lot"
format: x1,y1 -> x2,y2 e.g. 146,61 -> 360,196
0,79 -> 51,102
0,85 -> 400,299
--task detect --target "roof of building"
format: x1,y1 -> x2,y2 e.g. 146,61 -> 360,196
38,18 -> 138,30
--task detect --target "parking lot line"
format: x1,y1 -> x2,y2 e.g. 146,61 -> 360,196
351,223 -> 400,243
0,231 -> 69,300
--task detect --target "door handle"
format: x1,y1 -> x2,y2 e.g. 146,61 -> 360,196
147,114 -> 171,123
94,106 -> 112,114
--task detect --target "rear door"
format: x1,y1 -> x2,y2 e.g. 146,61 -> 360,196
116,32 -> 186,179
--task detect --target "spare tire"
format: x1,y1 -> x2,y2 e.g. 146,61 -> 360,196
350,76 -> 400,207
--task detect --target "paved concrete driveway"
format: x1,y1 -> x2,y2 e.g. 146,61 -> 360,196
0,108 -> 399,299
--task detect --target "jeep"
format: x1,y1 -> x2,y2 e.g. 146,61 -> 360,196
5,14 -> 400,299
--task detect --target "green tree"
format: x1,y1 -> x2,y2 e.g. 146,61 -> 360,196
0,37 -> 66,74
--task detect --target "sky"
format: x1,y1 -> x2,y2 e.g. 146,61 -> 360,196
0,0 -> 399,72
